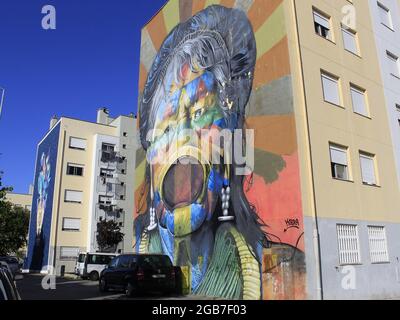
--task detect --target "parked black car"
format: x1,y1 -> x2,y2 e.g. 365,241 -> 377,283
0,257 -> 20,278
0,265 -> 21,300
99,254 -> 176,297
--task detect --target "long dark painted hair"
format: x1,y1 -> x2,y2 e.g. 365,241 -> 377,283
136,5 -> 270,263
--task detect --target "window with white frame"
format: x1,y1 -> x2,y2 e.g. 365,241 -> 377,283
313,9 -> 332,40
377,2 -> 393,30
342,25 -> 358,55
321,72 -> 341,106
368,226 -> 389,263
337,224 -> 361,265
69,137 -> 87,150
65,190 -> 83,203
330,144 -> 349,180
386,51 -> 400,77
350,85 -> 368,116
62,218 -> 81,231
60,247 -> 80,260
360,152 -> 377,186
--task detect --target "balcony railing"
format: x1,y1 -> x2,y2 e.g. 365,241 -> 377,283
97,176 -> 126,197
96,204 -> 125,221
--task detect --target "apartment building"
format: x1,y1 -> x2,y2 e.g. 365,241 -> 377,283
23,109 -> 137,275
133,0 -> 400,300
6,188 -> 33,212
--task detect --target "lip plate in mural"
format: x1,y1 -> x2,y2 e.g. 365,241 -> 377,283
162,156 -> 205,210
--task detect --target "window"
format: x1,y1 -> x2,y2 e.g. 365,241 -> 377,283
368,226 -> 389,263
69,137 -> 87,150
350,85 -> 368,116
321,72 -> 341,106
67,163 -> 84,176
330,144 -> 349,180
100,168 -> 114,178
65,190 -> 83,203
62,218 -> 81,231
337,224 -> 361,265
313,9 -> 332,40
377,2 -> 393,30
122,144 -> 127,149
123,132 -> 127,137
87,254 -> 115,265
360,152 -> 377,185
342,26 -> 358,55
102,143 -> 114,152
386,51 -> 400,78
60,247 -> 80,260
99,195 -> 112,205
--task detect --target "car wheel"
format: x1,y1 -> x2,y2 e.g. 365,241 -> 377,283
99,278 -> 108,293
89,271 -> 99,281
125,282 -> 135,297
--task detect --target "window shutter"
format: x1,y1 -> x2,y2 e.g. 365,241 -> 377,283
378,3 -> 391,28
65,190 -> 83,203
322,74 -> 340,105
342,28 -> 357,54
70,137 -> 87,150
387,52 -> 399,77
351,87 -> 367,115
360,155 -> 376,185
313,11 -> 330,29
330,147 -> 347,165
63,218 -> 81,231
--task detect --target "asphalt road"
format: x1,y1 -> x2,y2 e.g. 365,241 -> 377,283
16,274 -> 197,300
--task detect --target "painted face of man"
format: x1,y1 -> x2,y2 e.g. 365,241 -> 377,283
146,65 -> 233,237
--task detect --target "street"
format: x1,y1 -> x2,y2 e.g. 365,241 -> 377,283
16,274 -> 203,300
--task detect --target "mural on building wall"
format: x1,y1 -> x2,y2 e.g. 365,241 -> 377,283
134,0 -> 306,300
25,123 -> 60,272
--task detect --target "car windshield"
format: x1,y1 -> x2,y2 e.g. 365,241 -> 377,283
139,256 -> 172,268
88,255 -> 114,265
78,254 -> 86,263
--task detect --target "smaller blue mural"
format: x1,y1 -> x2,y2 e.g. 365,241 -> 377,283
25,123 -> 60,272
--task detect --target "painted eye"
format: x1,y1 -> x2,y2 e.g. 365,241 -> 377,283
164,126 -> 171,135
193,109 -> 203,121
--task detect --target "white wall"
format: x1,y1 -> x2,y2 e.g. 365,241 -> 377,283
369,0 -> 400,187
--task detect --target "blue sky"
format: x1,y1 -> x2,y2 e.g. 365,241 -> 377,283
0,0 -> 167,193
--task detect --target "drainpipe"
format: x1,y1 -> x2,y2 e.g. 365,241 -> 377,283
292,0 -> 324,300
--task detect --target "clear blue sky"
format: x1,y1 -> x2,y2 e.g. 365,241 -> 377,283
0,0 -> 167,193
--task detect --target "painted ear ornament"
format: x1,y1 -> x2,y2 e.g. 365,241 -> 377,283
219,185 -> 234,222
147,166 -> 158,231
148,206 -> 158,231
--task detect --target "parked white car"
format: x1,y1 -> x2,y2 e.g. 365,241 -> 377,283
75,252 -> 117,281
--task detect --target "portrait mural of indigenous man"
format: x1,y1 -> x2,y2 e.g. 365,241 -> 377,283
134,1 -> 306,300
26,123 -> 60,272
37,152 -> 51,237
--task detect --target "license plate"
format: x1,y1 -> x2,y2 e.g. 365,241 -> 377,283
152,274 -> 166,279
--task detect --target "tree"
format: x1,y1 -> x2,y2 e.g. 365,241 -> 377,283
96,219 -> 124,253
0,174 -> 30,256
